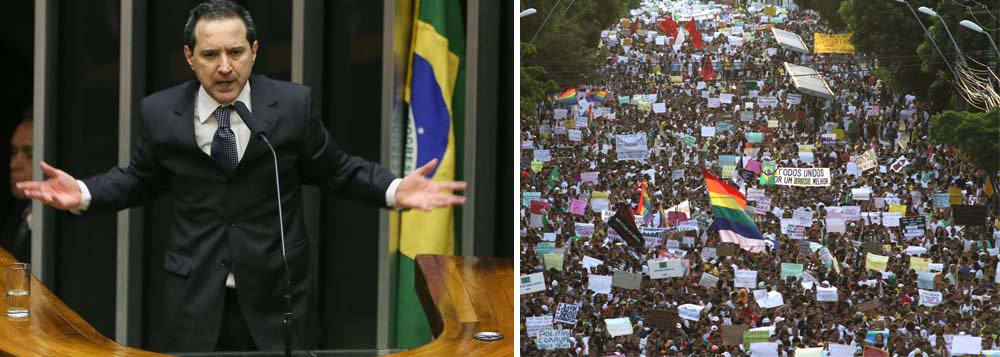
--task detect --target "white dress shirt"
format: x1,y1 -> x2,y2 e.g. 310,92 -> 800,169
74,80 -> 402,289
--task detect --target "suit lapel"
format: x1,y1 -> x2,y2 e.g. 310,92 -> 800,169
170,81 -> 219,169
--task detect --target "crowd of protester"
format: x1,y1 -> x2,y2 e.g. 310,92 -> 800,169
520,2 -> 999,356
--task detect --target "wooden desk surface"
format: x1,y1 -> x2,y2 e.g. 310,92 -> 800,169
388,255 -> 514,357
0,248 -> 168,356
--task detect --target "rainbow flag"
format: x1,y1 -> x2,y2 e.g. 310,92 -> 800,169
587,90 -> 607,102
704,169 -> 765,252
398,0 -> 464,348
555,87 -> 578,104
658,204 -> 668,227
637,182 -> 654,225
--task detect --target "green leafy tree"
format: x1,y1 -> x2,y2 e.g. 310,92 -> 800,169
519,0 -> 637,114
794,0 -> 846,31
928,109 -> 1000,173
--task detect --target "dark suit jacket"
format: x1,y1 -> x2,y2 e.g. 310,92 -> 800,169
81,74 -> 395,351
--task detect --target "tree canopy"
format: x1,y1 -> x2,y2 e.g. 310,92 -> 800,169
928,109 -> 1000,173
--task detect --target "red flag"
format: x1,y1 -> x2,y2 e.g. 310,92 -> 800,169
657,17 -> 678,39
631,18 -> 640,34
700,54 -> 715,81
685,18 -> 702,49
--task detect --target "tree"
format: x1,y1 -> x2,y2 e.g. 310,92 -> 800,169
794,0 -> 846,32
519,0 -> 638,115
928,109 -> 1000,173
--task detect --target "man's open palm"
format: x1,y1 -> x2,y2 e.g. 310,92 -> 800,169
395,158 -> 466,211
16,161 -> 82,210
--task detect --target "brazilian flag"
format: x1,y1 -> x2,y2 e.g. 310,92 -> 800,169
397,0 -> 465,348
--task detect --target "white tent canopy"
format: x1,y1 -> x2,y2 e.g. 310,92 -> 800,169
784,62 -> 834,99
771,27 -> 809,54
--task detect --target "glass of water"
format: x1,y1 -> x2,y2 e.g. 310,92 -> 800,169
6,263 -> 29,319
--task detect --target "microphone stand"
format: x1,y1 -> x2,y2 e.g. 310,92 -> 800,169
261,133 -> 293,357
234,102 -> 293,357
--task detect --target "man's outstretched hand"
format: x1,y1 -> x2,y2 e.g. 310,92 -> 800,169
395,158 -> 466,211
16,161 -> 81,210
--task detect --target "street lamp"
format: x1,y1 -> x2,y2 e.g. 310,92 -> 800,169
893,0 -> 956,77
520,8 -> 537,18
917,6 -> 966,64
959,19 -> 1000,58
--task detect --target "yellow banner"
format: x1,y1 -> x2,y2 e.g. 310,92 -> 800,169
814,33 -> 855,54
910,257 -> 931,273
544,253 -> 564,271
889,204 -> 907,215
531,161 -> 543,173
866,253 -> 888,272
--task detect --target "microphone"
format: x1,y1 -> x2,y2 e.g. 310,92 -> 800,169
234,101 -> 294,357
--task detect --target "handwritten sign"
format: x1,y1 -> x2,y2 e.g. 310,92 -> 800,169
554,303 -> 579,325
735,269 -> 758,288
526,315 -> 552,337
918,289 -> 942,307
588,275 -> 612,294
604,317 -> 633,337
816,286 -> 838,301
536,329 -> 571,350
677,304 -> 705,321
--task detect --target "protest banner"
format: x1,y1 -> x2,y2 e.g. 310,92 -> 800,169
615,133 -> 649,161
536,329 -> 571,350
743,330 -> 771,349
866,253 -> 889,272
780,263 -> 803,281
700,272 -> 720,288
918,289 -> 941,307
575,223 -> 595,238
951,335 -> 982,355
543,254 -> 563,271
568,198 -> 587,216
588,275 -> 612,294
521,272 -> 546,295
734,269 -> 758,288
856,149 -> 878,171
933,192 -> 950,208
952,205 -> 988,225
816,286 -> 838,301
581,255 -> 603,271
567,129 -> 582,142
604,317 -> 633,337
554,303 -> 579,325
775,167 -> 830,186
671,169 -> 684,180
612,270 -> 642,290
722,324 -> 748,346
648,259 -> 685,279
901,216 -> 926,238
814,32 -> 855,54
580,171 -> 599,184
646,310 -> 681,332
677,304 -> 705,321
757,291 -> 784,308
526,315 -> 553,337
909,257 -> 931,273
827,343 -> 855,357
701,126 -> 716,137
533,149 -> 551,162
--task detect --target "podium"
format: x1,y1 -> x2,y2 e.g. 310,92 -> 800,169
0,247 -> 167,356
387,254 -> 514,356
0,247 -> 512,356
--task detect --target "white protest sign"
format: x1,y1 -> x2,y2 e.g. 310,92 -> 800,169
542,233 -> 556,241
580,171 -> 599,184
588,275 -> 612,294
890,155 -> 910,172
582,256 -> 604,270
775,167 -> 831,187
677,304 -> 705,321
816,287 -> 838,301
750,342 -> 780,357
604,317 -> 633,337
568,129 -> 582,142
919,289 -> 942,307
537,329 -> 571,350
616,133 -> 649,161
734,269 -> 758,288
526,315 -> 553,337
701,126 -> 716,137
575,223 -> 595,237
648,259 -> 685,279
757,291 -> 784,308
533,149 -> 551,162
521,272 -> 546,294
700,273 -> 719,288
553,109 -> 568,119
787,93 -> 802,105
952,335 -> 982,355
827,343 -> 855,357
653,102 -> 667,113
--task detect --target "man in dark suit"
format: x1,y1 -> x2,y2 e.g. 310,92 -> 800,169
17,0 -> 465,352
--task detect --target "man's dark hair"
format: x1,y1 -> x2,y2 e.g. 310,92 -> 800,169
183,0 -> 257,50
